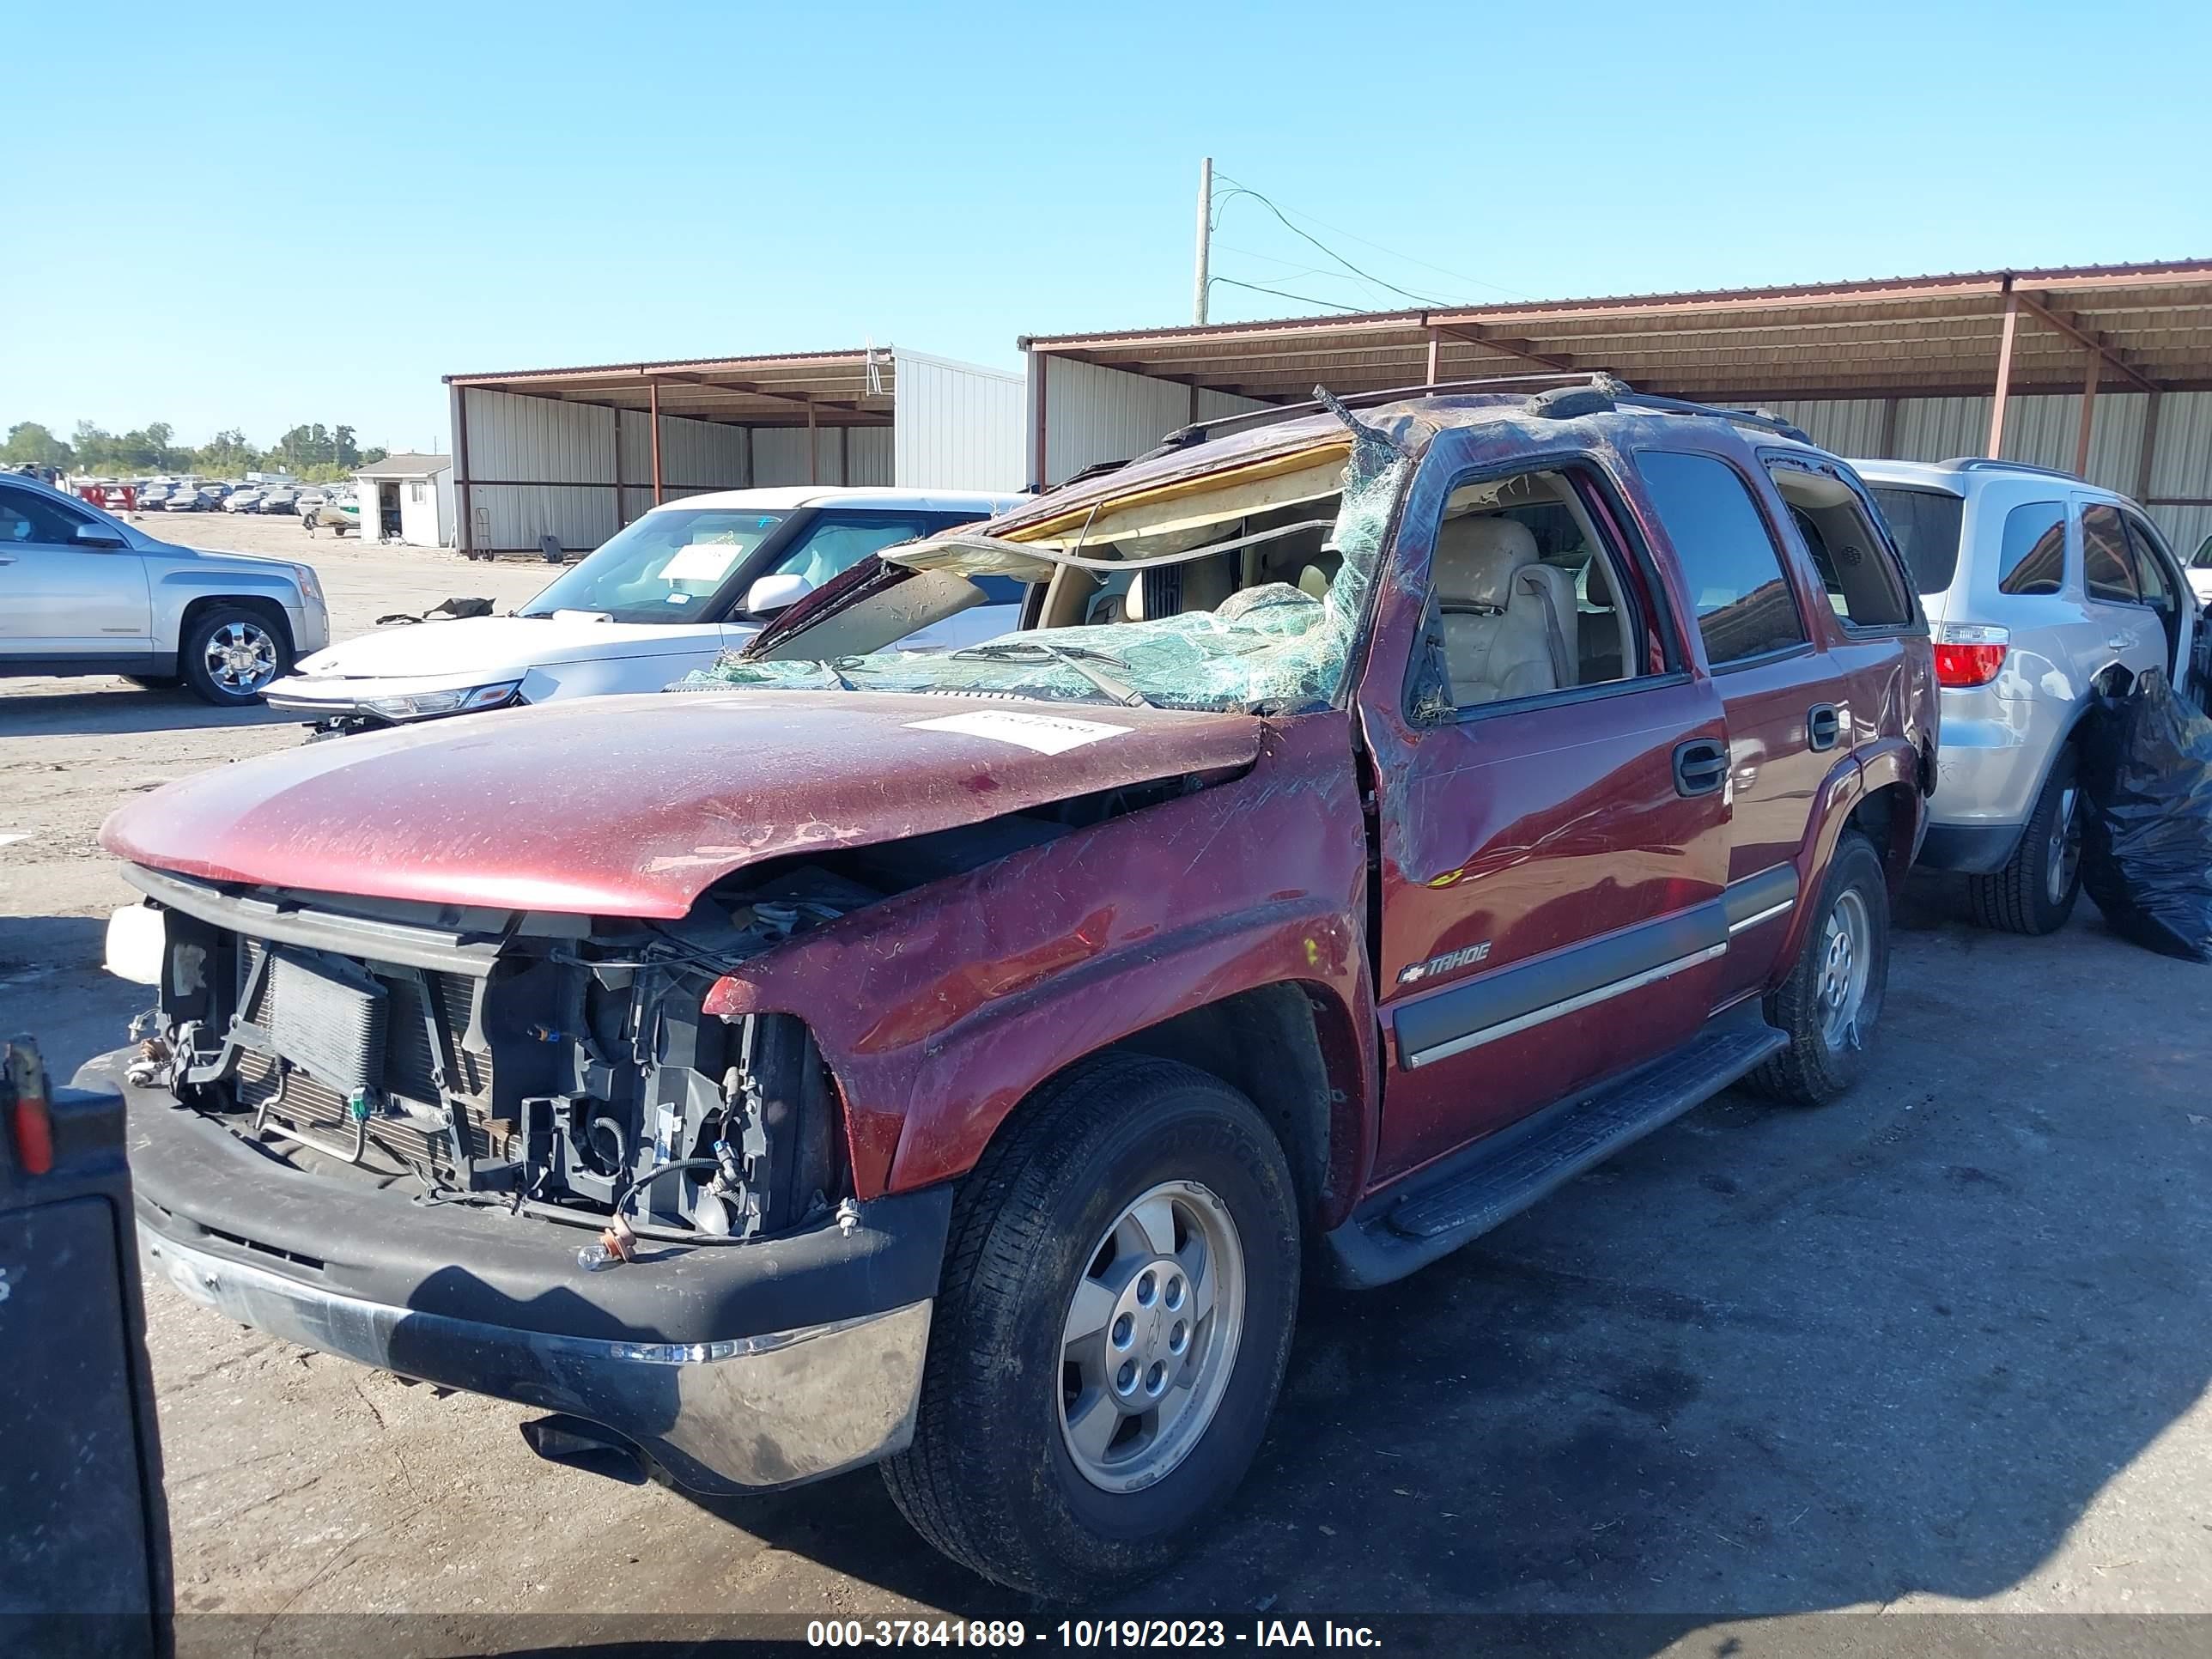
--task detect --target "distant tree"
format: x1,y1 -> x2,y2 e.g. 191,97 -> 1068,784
192,428 -> 261,476
360,445 -> 389,466
17,416 -> 387,476
2,422 -> 73,468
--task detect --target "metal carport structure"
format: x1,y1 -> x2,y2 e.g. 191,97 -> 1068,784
444,346 -> 1022,556
1020,259 -> 2212,550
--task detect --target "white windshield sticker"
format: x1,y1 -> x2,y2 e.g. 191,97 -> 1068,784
661,542 -> 746,583
905,711 -> 1133,755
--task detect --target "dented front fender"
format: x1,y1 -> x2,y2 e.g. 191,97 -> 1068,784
704,713 -> 1379,1217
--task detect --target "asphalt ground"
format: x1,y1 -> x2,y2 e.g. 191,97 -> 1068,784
3,517 -> 2208,1654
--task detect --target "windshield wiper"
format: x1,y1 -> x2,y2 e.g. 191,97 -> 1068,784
952,640 -> 1152,708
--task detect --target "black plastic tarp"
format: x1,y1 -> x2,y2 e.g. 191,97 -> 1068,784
2081,672 -> 2212,962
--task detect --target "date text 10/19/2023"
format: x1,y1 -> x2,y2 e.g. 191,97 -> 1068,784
805,1620 -> 1383,1649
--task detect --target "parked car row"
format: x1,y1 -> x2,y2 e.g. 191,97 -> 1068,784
131,479 -> 340,515
30,375 -> 2209,1599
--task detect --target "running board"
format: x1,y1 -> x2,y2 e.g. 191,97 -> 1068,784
1324,1018 -> 1787,1289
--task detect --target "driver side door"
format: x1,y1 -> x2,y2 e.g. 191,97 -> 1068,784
0,483 -> 151,659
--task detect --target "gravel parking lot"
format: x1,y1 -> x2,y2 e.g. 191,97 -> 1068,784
5,518 -> 2210,1647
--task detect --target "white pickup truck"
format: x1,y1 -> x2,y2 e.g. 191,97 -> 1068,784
264,485 -> 1026,734
0,473 -> 330,705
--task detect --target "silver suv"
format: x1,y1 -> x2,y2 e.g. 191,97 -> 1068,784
1855,458 -> 2196,934
0,474 -> 330,705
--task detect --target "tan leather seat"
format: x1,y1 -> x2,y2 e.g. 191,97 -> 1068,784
1433,516 -> 1577,704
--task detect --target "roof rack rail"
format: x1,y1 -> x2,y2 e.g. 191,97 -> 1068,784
1610,392 -> 1814,446
1152,371 -> 1598,452
1144,374 -> 1820,462
1942,457 -> 2081,481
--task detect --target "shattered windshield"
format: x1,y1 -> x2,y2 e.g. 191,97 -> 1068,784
692,428 -> 1409,714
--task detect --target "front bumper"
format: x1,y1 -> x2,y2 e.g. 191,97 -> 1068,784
100,1051 -> 950,1494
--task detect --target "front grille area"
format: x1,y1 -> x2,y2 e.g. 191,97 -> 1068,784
235,1051 -> 489,1172
236,939 -> 496,1173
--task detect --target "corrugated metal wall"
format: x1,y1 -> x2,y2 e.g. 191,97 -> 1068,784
748,427 -> 892,488
892,349 -> 1024,489
1753,390 -> 2210,550
460,386 -> 757,552
1029,356 -> 1197,487
1019,362 -> 2211,556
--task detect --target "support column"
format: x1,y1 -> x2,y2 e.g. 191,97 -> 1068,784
452,384 -> 473,557
840,424 -> 851,486
1877,396 -> 1899,456
1985,290 -> 2021,459
1425,324 -> 1442,386
2074,350 -> 2100,479
2136,389 -> 2164,502
610,405 -> 625,531
649,380 -> 664,504
806,399 -> 818,485
1031,350 -> 1050,490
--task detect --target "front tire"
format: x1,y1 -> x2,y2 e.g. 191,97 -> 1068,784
1751,830 -> 1889,1106
1965,747 -> 2081,936
883,1054 -> 1299,1600
180,605 -> 290,706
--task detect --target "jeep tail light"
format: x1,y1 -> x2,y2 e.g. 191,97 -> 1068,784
1933,623 -> 2009,689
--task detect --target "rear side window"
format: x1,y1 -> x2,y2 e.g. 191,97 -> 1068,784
2081,505 -> 2138,604
1867,487 -> 1963,596
1636,451 -> 1806,665
1996,501 -> 2068,596
1766,462 -> 1912,629
2122,517 -> 2173,609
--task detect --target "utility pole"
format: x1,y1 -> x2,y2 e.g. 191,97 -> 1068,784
1193,156 -> 1212,325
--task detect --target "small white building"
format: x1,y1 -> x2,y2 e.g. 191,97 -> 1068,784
352,453 -> 454,547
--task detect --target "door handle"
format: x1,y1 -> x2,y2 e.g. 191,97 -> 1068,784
0,556 -> 15,565
1808,703 -> 1841,751
2108,636 -> 2132,651
1673,738 -> 1729,798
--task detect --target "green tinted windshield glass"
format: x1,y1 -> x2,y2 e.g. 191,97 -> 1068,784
693,434 -> 1409,713
520,508 -> 786,623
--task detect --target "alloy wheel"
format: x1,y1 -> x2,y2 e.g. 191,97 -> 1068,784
1818,888 -> 1872,1054
204,620 -> 278,695
1058,1180 -> 1245,1494
2047,784 -> 2084,907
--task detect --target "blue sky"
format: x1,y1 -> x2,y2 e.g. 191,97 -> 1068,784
9,0 -> 2209,451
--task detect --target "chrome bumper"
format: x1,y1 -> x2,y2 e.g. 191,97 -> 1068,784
141,1224 -> 933,1493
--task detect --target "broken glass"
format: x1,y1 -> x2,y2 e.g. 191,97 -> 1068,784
693,433 -> 1410,714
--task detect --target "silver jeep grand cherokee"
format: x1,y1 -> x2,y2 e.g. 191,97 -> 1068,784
1855,457 -> 2197,934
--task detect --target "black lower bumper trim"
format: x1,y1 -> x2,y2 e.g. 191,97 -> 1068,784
98,1051 -> 951,1347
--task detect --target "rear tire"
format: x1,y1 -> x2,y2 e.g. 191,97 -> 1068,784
882,1054 -> 1299,1600
1751,831 -> 1889,1106
1965,748 -> 2081,936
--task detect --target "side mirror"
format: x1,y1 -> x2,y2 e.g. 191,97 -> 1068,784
74,521 -> 129,549
742,572 -> 814,617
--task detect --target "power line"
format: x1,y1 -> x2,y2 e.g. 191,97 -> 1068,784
1206,275 -> 1368,314
1213,171 -> 1538,305
1213,176 -> 1453,310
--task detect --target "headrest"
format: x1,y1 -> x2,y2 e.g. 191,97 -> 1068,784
1435,514 -> 1540,611
1583,553 -> 1615,611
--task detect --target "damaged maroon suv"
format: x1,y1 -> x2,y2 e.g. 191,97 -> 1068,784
97,377 -> 1936,1599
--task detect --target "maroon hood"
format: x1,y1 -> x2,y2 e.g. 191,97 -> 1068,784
100,690 -> 1265,918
